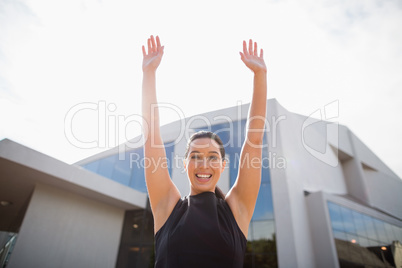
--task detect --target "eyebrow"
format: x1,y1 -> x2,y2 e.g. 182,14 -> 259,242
189,151 -> 220,155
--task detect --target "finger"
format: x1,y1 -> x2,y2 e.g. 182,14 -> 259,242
243,40 -> 248,55
142,45 -> 146,57
249,39 -> 253,55
260,48 -> 264,58
254,42 -> 258,56
156,35 -> 161,49
156,36 -> 163,53
150,35 -> 156,52
240,52 -> 246,65
147,38 -> 151,54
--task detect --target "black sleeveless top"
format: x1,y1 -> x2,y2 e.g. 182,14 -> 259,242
154,192 -> 247,268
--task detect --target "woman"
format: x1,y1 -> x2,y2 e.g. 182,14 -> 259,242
142,35 -> 267,267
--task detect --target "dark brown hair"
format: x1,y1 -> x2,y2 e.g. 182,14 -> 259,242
184,131 -> 226,200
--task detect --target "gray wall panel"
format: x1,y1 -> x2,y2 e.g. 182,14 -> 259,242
8,183 -> 125,268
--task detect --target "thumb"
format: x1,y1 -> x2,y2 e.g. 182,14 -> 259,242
239,52 -> 245,62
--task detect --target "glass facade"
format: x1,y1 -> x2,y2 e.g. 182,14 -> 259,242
327,201 -> 402,267
116,200 -> 154,268
82,141 -> 175,193
82,119 -> 277,267
0,232 -> 18,268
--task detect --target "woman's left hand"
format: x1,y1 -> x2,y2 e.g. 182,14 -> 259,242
142,35 -> 164,73
240,39 -> 267,74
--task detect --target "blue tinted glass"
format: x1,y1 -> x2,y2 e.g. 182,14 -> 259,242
332,230 -> 347,241
164,141 -> 175,177
259,129 -> 270,182
383,222 -> 395,244
251,220 -> 275,241
391,225 -> 402,243
359,237 -> 370,247
399,226 -> 402,242
106,141 -> 173,192
340,206 -> 356,234
203,119 -> 247,151
329,202 -> 401,248
261,166 -> 271,184
82,161 -> 100,173
328,202 -> 344,231
367,239 -> 379,247
252,183 -> 274,220
346,233 -> 359,245
212,122 -> 235,149
362,215 -> 378,241
112,152 -> 132,186
372,219 -> 388,244
261,147 -> 270,184
345,234 -> 363,263
229,153 -> 239,187
352,211 -> 367,238
247,221 -> 253,240
129,148 -> 147,192
98,154 -> 117,178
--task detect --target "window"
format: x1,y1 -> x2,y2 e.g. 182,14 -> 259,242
327,201 -> 402,267
81,141 -> 175,193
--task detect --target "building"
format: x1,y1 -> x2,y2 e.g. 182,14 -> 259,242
0,99 -> 401,267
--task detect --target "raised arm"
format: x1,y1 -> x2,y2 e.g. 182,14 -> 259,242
226,39 -> 267,237
141,35 -> 180,234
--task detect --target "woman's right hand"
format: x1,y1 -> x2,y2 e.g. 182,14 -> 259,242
142,35 -> 164,73
240,39 -> 267,74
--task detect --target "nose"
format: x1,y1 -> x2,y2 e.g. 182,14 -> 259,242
195,157 -> 209,168
201,157 -> 208,167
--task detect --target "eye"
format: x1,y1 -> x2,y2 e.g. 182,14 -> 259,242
191,155 -> 200,160
209,155 -> 218,161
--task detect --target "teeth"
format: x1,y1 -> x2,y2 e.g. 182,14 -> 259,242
196,174 -> 211,178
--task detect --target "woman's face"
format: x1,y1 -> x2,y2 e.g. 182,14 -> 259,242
184,138 -> 226,196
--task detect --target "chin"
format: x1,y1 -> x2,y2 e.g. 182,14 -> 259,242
191,184 -> 215,194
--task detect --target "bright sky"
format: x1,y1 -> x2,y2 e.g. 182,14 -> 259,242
1,0 -> 401,178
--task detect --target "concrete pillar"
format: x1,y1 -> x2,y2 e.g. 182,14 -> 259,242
306,191 -> 339,268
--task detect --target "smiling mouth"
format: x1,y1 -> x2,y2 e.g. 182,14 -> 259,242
196,174 -> 212,179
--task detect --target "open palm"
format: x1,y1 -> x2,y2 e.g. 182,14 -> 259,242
240,39 -> 267,74
142,35 -> 164,72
